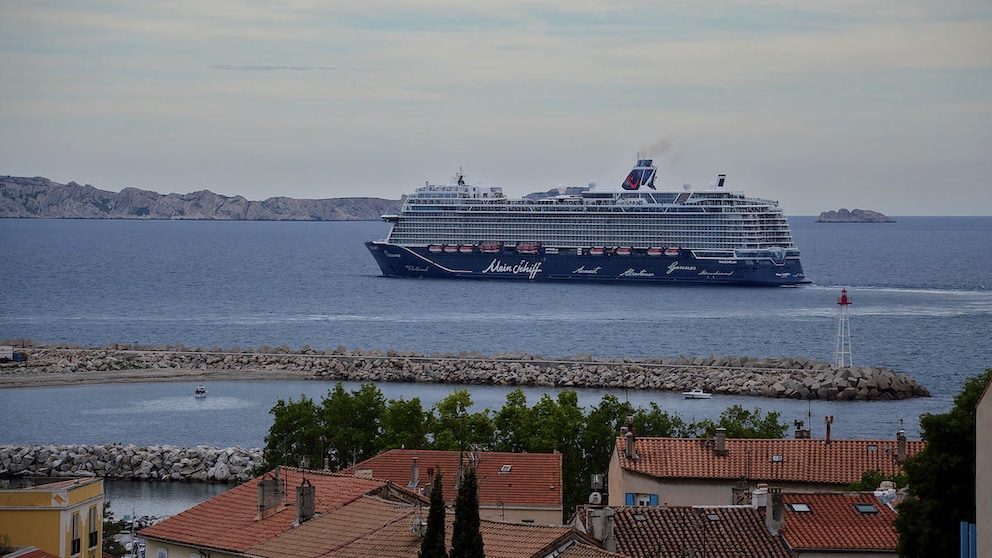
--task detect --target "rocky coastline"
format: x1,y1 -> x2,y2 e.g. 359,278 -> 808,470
0,444 -> 262,482
816,208 -> 895,223
0,342 -> 930,401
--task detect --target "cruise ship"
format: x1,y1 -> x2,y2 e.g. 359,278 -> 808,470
365,159 -> 809,286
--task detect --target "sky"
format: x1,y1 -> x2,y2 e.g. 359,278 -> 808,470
1,1 -> 990,216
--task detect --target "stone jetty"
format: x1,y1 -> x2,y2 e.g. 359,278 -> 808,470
0,444 -> 263,482
0,342 -> 930,401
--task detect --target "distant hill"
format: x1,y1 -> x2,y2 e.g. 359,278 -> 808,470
0,175 -> 402,220
816,208 -> 895,223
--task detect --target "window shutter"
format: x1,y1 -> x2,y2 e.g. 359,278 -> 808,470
626,492 -> 635,506
649,494 -> 659,506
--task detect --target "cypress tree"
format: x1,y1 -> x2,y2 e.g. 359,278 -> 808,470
419,469 -> 447,558
450,465 -> 485,558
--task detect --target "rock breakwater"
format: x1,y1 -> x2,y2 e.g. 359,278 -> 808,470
0,342 -> 930,401
0,444 -> 263,482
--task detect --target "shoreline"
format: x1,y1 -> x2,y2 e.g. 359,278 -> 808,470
0,365 -> 315,389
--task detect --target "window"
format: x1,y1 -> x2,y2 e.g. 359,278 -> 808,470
71,513 -> 81,555
88,505 -> 99,548
854,503 -> 879,514
789,503 -> 811,513
626,493 -> 659,506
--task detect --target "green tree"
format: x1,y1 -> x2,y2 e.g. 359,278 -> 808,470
691,405 -> 788,439
634,401 -> 692,437
383,396 -> 430,450
320,383 -> 387,470
894,369 -> 991,558
492,389 -> 536,452
530,390 -> 585,520
845,469 -> 907,491
450,466 -> 484,558
419,469 -> 447,558
102,501 -> 127,557
429,390 -> 493,451
261,394 -> 323,471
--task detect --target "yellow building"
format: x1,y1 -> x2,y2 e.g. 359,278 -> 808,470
0,478 -> 104,558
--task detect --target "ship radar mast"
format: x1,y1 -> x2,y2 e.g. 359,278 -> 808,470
835,288 -> 853,368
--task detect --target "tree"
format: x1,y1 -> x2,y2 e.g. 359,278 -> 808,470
320,383 -> 387,470
429,390 -> 493,451
691,405 -> 788,439
450,466 -> 484,558
894,369 -> 991,558
102,501 -> 127,557
383,396 -> 430,450
845,469 -> 907,491
492,389 -> 536,452
419,469 -> 447,558
260,394 -> 323,471
530,390 -> 585,519
634,401 -> 692,437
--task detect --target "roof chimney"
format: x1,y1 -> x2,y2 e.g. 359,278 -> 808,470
257,467 -> 286,520
793,420 -> 810,439
296,478 -> 315,524
408,457 -> 420,489
823,416 -> 834,444
715,427 -> 727,456
765,487 -> 784,535
751,483 -> 769,508
587,508 -> 616,552
896,430 -> 907,463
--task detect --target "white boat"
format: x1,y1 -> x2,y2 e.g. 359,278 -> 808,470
194,385 -> 208,398
682,388 -> 711,399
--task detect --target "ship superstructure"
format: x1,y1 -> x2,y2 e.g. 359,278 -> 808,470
366,159 -> 808,285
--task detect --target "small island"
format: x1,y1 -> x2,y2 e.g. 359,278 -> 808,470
816,208 -> 895,223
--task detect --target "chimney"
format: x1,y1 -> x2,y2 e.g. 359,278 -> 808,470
296,479 -> 315,524
896,430 -> 907,463
793,420 -> 810,439
624,429 -> 636,460
765,487 -> 784,535
716,174 -> 726,188
408,457 -> 420,489
257,467 -> 286,520
588,508 -> 616,552
823,416 -> 834,444
715,427 -> 727,456
751,483 -> 769,508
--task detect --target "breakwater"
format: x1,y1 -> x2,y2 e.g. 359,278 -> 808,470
0,444 -> 262,482
0,343 -> 930,400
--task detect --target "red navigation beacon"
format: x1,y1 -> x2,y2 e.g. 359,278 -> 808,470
838,288 -> 851,306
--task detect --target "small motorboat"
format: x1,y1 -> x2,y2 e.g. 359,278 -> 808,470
682,388 -> 711,399
194,385 -> 208,398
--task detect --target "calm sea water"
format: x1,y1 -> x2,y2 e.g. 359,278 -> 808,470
1,217 -> 990,517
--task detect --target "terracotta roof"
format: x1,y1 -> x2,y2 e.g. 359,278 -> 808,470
612,506 -> 792,558
556,542 -> 630,557
6,549 -> 61,558
617,437 -> 923,485
347,449 -> 563,508
139,467 -> 390,553
780,492 -> 899,552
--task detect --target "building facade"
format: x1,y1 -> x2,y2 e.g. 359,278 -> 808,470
0,478 -> 103,558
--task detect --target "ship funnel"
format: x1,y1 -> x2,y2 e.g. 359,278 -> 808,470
621,159 -> 657,191
717,174 -> 726,188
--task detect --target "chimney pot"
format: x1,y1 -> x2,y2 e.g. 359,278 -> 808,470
896,430 -> 907,462
765,487 -> 784,535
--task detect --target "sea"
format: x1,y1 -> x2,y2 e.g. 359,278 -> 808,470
1,216 -> 990,519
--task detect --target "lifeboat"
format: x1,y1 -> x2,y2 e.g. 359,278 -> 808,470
664,248 -> 680,257
479,243 -> 501,253
647,247 -> 663,256
616,247 -> 632,256
428,245 -> 443,253
444,245 -> 459,253
589,247 -> 605,256
517,244 -> 539,255
459,245 -> 475,253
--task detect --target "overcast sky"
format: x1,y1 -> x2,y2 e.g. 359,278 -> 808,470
2,1 -> 990,215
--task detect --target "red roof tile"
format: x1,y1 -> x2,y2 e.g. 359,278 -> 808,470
348,449 -> 562,508
612,506 -> 792,558
781,492 -> 899,551
617,437 -> 923,485
557,542 -> 629,557
139,467 -> 388,553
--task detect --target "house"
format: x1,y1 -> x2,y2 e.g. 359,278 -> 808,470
778,491 -> 900,557
0,477 -> 104,558
977,380 -> 991,556
345,448 -> 563,524
608,429 -> 923,507
141,466 -> 593,558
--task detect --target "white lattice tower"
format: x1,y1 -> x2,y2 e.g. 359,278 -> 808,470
835,288 -> 853,368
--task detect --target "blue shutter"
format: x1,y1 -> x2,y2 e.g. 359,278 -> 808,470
625,492 -> 635,506
649,494 -> 659,506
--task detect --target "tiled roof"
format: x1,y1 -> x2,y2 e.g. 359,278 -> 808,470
617,437 -> 923,485
556,542 -> 629,558
613,506 -> 792,558
252,501 -> 576,558
348,449 -> 563,507
139,467 -> 389,553
6,549 -> 61,558
781,492 -> 899,552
